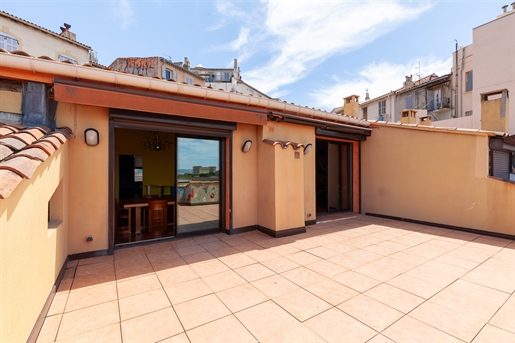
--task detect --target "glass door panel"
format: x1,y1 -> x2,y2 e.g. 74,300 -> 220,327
177,137 -> 220,234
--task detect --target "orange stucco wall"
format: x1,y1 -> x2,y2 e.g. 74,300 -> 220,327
57,103 -> 110,254
361,125 -> 515,235
0,146 -> 69,343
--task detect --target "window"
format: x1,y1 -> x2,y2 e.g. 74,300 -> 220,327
466,71 -> 473,92
185,77 -> 193,85
58,54 -> 78,64
465,110 -> 473,117
378,100 -> 386,115
222,72 -> 231,82
490,138 -> 515,182
165,69 -> 176,81
405,95 -> 413,109
0,32 -> 18,52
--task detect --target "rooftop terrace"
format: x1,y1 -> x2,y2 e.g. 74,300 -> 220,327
37,214 -> 514,342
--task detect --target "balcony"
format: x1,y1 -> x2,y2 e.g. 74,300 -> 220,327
427,97 -> 451,112
36,214 -> 514,342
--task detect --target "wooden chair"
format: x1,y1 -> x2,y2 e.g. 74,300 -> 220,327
147,199 -> 168,235
115,200 -> 130,231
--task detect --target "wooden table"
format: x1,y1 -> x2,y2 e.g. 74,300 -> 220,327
120,197 -> 175,234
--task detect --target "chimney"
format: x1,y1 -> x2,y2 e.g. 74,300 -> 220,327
502,5 -> 508,13
512,2 -> 515,10
365,89 -> 370,101
403,75 -> 414,89
59,23 -> 76,41
184,57 -> 190,70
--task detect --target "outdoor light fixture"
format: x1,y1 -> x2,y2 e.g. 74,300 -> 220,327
142,131 -> 173,151
242,140 -> 253,153
304,143 -> 313,154
84,128 -> 99,146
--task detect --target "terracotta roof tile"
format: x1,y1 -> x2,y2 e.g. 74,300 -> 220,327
0,144 -> 14,160
262,139 -> 305,150
0,155 -> 41,179
0,170 -> 23,199
0,137 -> 27,150
0,124 -> 70,199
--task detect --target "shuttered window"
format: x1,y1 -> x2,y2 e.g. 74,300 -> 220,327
492,150 -> 510,180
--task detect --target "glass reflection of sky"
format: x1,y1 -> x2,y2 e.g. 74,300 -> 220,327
178,138 -> 219,170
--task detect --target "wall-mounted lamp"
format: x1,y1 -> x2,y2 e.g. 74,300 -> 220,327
304,143 -> 313,154
242,140 -> 253,153
84,128 -> 99,146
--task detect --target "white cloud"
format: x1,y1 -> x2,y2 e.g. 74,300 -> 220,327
229,28 -> 249,50
309,56 -> 453,110
113,0 -> 135,29
239,1 -> 433,95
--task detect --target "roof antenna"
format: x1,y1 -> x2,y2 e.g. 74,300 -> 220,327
415,61 -> 421,81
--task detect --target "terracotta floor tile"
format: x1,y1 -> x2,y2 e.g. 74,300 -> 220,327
327,249 -> 382,269
472,324 -> 515,343
216,283 -> 269,313
121,307 -> 183,343
70,272 -> 116,290
366,334 -> 396,343
462,257 -> 515,293
56,301 -> 119,341
218,253 -> 256,269
235,301 -> 299,341
268,243 -> 302,256
410,300 -> 485,341
201,269 -> 247,293
186,315 -> 257,343
175,243 -> 208,257
65,282 -> 117,312
251,274 -> 301,299
280,267 -> 326,288
285,251 -> 322,266
151,256 -> 187,272
118,288 -> 171,321
57,278 -> 73,292
304,307 -> 376,343
403,242 -> 449,259
305,259 -> 347,278
382,315 -> 462,343
403,260 -> 466,288
234,263 -> 275,282
386,273 -> 443,299
164,278 -> 212,305
353,256 -> 416,282
57,323 -> 121,343
158,332 -> 190,343
78,255 -> 114,266
364,283 -> 424,314
66,260 -> 78,268
388,251 -> 429,266
114,246 -> 146,260
156,265 -> 199,288
36,314 -> 61,343
362,243 -> 399,256
115,262 -> 155,281
434,253 -> 481,270
430,279 -> 509,322
305,246 -> 342,259
489,294 -> 515,333
344,235 -> 385,249
75,261 -> 115,279
189,259 -> 230,278
260,256 -> 301,274
143,241 -> 173,254
274,288 -> 332,321
446,244 -> 495,263
117,273 -> 162,299
305,279 -> 359,306
47,291 -> 68,316
114,254 -> 150,270
244,248 -> 280,262
333,270 -> 382,293
324,242 -> 356,254
173,294 -> 231,330
338,294 -> 403,331
261,323 -> 325,343
147,249 -> 181,263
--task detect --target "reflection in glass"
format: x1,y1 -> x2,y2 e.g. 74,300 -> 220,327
177,138 -> 220,234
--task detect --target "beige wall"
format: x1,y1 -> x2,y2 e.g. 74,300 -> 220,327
0,146 -> 69,343
0,89 -> 22,113
232,123 -> 258,229
0,16 -> 90,64
362,125 -> 515,235
57,103 -> 110,254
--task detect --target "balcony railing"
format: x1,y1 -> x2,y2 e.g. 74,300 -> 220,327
427,97 -> 451,112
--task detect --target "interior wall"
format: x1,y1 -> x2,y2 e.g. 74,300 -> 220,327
0,147 -> 69,343
57,103 -> 110,254
231,123 -> 258,229
115,128 -> 176,199
361,125 -> 515,235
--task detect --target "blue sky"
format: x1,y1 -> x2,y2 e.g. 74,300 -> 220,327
177,138 -> 219,170
1,0 -> 508,111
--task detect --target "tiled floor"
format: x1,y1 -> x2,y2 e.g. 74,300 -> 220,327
37,215 -> 515,342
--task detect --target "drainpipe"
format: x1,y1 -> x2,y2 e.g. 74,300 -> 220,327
0,53 -> 370,128
459,46 -> 466,118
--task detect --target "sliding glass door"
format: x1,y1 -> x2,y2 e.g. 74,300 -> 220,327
176,137 -> 221,235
